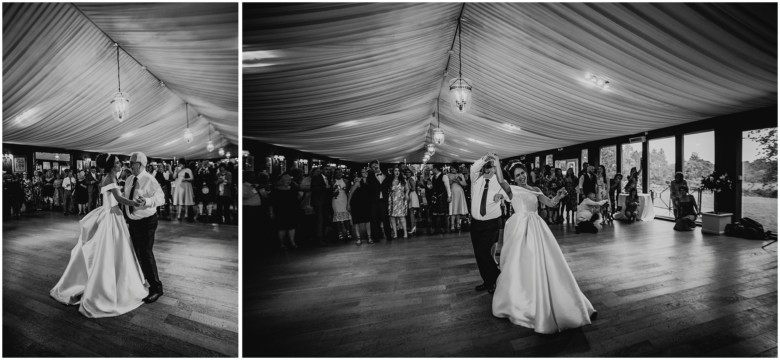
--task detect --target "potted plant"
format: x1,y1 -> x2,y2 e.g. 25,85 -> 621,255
699,171 -> 734,235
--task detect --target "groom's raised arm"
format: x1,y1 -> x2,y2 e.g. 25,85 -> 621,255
470,154 -> 488,184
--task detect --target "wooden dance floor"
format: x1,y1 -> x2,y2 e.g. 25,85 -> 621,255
245,219 -> 777,357
3,212 -> 238,357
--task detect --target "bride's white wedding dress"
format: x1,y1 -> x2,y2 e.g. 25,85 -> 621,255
492,185 -> 595,333
50,183 -> 149,318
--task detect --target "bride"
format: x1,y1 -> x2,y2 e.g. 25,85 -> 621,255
50,153 -> 149,318
492,162 -> 595,333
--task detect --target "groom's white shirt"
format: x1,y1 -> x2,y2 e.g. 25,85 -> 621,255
470,157 -> 508,221
124,169 -> 165,220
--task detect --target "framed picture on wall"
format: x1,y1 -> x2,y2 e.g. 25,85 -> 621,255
534,156 -> 540,169
42,161 -> 51,170
13,156 -> 26,173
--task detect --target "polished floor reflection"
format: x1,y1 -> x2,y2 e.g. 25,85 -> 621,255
245,219 -> 777,357
3,212 -> 238,357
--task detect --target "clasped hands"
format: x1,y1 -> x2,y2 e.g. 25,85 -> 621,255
132,197 -> 145,207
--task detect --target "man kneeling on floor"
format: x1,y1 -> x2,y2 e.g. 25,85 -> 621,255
575,192 -> 608,234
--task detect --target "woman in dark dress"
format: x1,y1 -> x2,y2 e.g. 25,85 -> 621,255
348,168 -> 373,245
43,170 -> 55,209
74,170 -> 89,215
269,173 -> 300,250
673,185 -> 699,231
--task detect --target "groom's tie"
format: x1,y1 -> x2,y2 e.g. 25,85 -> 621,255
129,177 -> 138,213
480,179 -> 489,216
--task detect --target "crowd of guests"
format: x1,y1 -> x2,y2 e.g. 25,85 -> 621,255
244,158 -> 663,251
3,158 -> 238,225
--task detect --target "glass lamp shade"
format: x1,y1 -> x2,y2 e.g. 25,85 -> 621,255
206,141 -> 215,152
448,77 -> 472,113
432,127 -> 445,145
242,150 -> 250,157
218,148 -> 225,156
183,128 -> 193,143
225,152 -> 231,158
426,143 -> 435,153
111,92 -> 130,122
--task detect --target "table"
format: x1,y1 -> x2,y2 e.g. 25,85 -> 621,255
613,193 -> 655,221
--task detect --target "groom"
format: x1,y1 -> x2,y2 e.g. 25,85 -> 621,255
125,152 -> 166,303
469,153 -> 507,294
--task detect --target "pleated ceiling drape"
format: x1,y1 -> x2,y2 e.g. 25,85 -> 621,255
3,3 -> 238,159
243,3 -> 776,163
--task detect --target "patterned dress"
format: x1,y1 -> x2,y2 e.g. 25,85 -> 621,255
388,180 -> 408,217
331,178 -> 352,222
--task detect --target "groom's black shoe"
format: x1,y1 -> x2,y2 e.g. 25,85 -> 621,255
144,291 -> 163,304
475,283 -> 491,292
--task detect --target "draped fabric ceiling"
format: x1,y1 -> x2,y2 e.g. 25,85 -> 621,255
3,3 -> 238,159
243,3 -> 777,164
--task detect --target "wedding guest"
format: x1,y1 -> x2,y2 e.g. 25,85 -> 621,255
270,173 -> 300,249
216,163 -> 233,224
404,168 -> 420,235
43,170 -> 55,210
608,173 -> 623,215
173,159 -> 195,222
387,167 -> 409,239
61,169 -> 76,215
669,172 -> 688,219
310,166 -> 332,245
331,168 -> 353,241
196,160 -> 216,221
32,170 -> 43,211
348,168 -> 373,244
243,171 -> 263,239
624,188 -> 640,222
429,164 -> 451,235
562,167 -> 578,224
155,163 -> 171,219
367,161 -> 392,240
75,170 -> 88,215
673,185 -> 699,231
575,192 -> 608,234
578,163 -> 596,203
624,167 -> 641,193
448,166 -> 469,231
85,166 -> 99,211
52,172 -> 63,211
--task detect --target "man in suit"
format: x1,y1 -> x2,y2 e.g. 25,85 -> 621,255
469,153 -> 508,294
310,166 -> 331,245
154,163 -> 171,219
124,152 -> 166,303
85,166 -> 99,211
367,160 -> 392,240
429,164 -> 451,235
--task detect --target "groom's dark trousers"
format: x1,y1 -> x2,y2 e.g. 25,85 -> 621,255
128,213 -> 163,292
470,217 -> 501,286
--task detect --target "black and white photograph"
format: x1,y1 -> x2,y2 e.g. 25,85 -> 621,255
242,3 -> 777,357
3,3 -> 239,357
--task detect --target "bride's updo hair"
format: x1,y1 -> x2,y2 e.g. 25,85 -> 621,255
95,153 -> 119,174
508,162 -> 526,181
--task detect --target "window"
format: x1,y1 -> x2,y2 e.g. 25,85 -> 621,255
683,131 -> 715,215
534,156 -> 540,169
599,145 -> 617,181
545,154 -> 553,166
581,149 -> 588,166
648,137 -> 676,218
742,128 -> 777,233
621,142 -> 643,193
